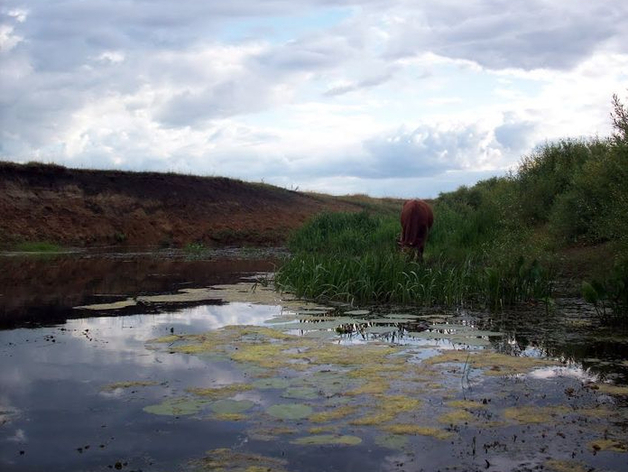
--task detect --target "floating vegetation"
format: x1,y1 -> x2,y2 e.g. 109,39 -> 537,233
188,384 -> 253,399
380,424 -> 452,441
310,405 -> 358,424
291,434 -> 362,446
590,382 -> 628,397
247,426 -> 298,442
143,397 -> 208,416
141,320 -> 628,471
503,406 -> 571,424
191,448 -> 289,472
75,282 -> 331,312
589,438 -> 628,453
252,377 -> 292,390
437,409 -> 475,424
281,387 -> 320,400
545,459 -> 591,472
423,350 -> 558,375
101,381 -> 159,392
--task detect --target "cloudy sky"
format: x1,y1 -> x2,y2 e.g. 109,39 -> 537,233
1,1 -> 627,197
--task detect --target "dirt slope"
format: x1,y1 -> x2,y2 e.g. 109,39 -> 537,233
0,162 -> 369,248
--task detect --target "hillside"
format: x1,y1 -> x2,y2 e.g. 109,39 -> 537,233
0,162 -> 381,248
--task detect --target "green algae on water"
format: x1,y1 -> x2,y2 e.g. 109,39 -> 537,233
143,397 -> 208,416
309,405 -> 358,424
381,424 -> 452,441
209,399 -> 255,415
188,383 -> 253,399
101,380 -> 159,392
191,448 -> 289,472
291,434 -> 362,446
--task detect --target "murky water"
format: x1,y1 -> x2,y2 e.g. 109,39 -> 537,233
1,252 -> 627,471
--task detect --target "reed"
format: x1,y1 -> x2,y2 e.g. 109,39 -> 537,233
276,212 -> 551,309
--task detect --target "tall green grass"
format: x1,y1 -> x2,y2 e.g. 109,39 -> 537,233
276,251 -> 549,309
276,210 -> 551,309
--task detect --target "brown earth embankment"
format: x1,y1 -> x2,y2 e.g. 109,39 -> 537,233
0,162 -> 378,248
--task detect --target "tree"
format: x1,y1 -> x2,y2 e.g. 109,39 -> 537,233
611,93 -> 628,144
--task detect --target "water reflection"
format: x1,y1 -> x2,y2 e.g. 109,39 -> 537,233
0,253 -> 276,328
0,302 -> 283,472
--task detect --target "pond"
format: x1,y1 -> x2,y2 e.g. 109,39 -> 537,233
1,250 -> 627,472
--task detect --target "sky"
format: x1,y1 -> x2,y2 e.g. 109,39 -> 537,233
1,1 -> 627,198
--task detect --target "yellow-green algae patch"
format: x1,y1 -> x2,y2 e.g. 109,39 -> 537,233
424,349 -> 558,375
381,424 -> 452,441
146,334 -> 181,344
230,343 -> 298,369
438,409 -> 475,424
188,383 -> 253,399
591,382 -> 628,397
143,397 -> 208,416
545,459 -> 590,472
351,394 -> 421,426
345,378 -> 390,396
308,426 -> 338,434
192,448 -> 289,472
211,413 -> 247,421
306,343 -> 403,367
503,406 -> 571,424
291,434 -> 362,446
247,426 -> 298,441
101,381 -> 159,392
589,438 -> 628,453
310,405 -> 358,423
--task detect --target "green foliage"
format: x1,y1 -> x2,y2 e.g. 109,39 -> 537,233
582,258 -> 628,322
276,212 -> 551,309
14,241 -> 63,253
287,211 -> 398,256
515,139 -> 608,224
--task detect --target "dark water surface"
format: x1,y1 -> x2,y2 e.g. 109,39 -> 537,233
1,251 -> 627,472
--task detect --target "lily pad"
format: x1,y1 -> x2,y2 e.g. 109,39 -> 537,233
281,387 -> 320,400
364,326 -> 398,335
252,378 -> 292,390
266,403 -> 313,420
210,399 -> 255,415
344,310 -> 371,316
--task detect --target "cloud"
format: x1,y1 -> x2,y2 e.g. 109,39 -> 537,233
1,0 -> 627,198
382,0 -> 628,71
358,123 -> 502,179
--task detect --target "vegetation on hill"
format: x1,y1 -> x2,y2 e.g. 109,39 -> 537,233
276,95 -> 628,318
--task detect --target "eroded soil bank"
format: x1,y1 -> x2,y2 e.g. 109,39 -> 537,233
0,162 -> 373,248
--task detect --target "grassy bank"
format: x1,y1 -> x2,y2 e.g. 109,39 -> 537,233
276,96 -> 628,316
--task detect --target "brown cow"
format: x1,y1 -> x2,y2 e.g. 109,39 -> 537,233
399,199 -> 434,260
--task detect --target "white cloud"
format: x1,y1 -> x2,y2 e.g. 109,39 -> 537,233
1,0 -> 627,196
